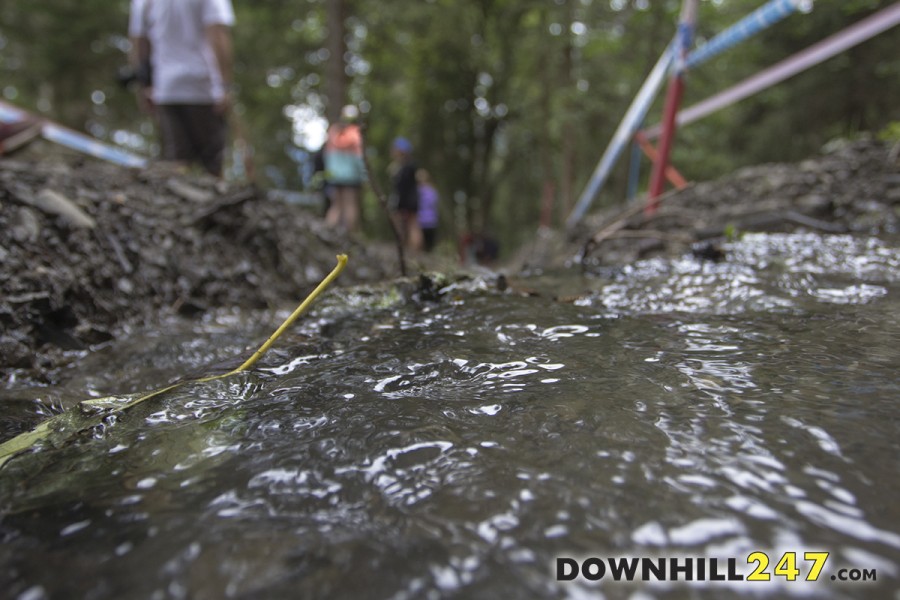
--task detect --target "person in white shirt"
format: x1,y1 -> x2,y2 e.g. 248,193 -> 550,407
129,0 -> 235,177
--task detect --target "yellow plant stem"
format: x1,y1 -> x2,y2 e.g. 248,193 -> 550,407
0,254 -> 348,471
230,253 -> 347,374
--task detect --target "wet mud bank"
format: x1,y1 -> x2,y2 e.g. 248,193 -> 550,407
519,138 -> 900,272
0,154 -> 395,385
2,137 -> 898,385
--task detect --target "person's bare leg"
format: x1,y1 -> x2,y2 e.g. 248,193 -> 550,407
391,212 -> 407,245
326,187 -> 345,228
343,187 -> 360,232
407,217 -> 424,252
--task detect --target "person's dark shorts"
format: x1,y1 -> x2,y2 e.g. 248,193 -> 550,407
396,196 -> 418,212
157,104 -> 227,176
422,227 -> 437,251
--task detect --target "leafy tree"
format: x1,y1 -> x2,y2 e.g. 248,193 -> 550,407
2,0 -> 898,253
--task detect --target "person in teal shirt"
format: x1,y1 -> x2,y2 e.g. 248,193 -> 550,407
324,105 -> 366,232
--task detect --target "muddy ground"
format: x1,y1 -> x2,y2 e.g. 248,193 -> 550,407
516,137 -> 900,272
0,147 -> 400,385
2,136 -> 899,385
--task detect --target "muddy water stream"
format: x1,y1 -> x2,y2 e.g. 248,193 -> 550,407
1,233 -> 899,599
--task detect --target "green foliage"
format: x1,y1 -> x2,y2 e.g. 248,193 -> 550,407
877,121 -> 900,143
723,222 -> 744,243
1,0 -> 898,253
1,0 -> 134,134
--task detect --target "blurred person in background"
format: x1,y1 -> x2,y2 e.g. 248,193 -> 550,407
129,0 -> 235,177
389,137 -> 422,251
323,105 -> 366,232
416,168 -> 439,252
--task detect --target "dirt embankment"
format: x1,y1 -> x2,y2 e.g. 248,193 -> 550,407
517,138 -> 900,271
2,137 -> 898,385
1,154 -> 397,385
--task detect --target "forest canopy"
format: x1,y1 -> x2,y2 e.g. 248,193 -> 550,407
1,0 -> 897,250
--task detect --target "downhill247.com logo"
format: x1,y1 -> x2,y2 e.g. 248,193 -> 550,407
557,553 -> 876,584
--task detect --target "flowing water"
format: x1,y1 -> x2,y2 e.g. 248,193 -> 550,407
1,233 -> 899,600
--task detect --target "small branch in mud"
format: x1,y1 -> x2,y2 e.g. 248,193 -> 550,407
580,185 -> 690,266
603,229 -> 695,244
188,186 -> 258,226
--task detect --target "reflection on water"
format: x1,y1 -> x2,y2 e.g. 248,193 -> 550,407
1,233 -> 899,599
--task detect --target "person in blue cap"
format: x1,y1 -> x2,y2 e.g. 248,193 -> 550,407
389,136 -> 423,251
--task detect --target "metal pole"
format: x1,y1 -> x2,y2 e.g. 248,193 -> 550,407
1,100 -> 149,168
566,0 -> 817,228
644,2 -> 900,139
646,0 -> 698,214
686,0 -> 812,70
627,139 -> 642,202
565,45 -> 674,229
634,131 -> 689,190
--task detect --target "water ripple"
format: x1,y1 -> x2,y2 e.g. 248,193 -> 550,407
1,233 -> 898,599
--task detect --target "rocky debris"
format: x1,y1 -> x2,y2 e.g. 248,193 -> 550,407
3,137 -> 898,385
26,189 -> 97,229
0,154 -> 397,385
516,138 -> 900,272
580,138 -> 900,268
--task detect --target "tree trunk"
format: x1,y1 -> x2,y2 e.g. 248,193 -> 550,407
326,0 -> 347,123
560,12 -> 576,224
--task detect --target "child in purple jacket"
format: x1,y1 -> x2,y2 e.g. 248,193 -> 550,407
416,169 -> 439,252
